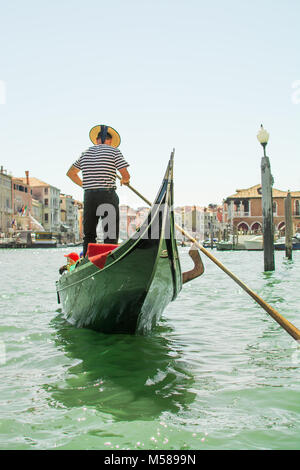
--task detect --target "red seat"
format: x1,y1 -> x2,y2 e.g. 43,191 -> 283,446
87,243 -> 118,270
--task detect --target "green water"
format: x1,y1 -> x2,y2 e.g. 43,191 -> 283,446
0,247 -> 300,450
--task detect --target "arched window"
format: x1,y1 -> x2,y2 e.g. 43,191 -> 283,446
251,222 -> 262,234
237,222 -> 249,234
295,200 -> 300,216
273,201 -> 277,215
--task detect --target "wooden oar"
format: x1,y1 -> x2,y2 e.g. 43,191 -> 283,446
118,175 -> 300,342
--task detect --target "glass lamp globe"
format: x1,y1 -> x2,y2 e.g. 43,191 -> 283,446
257,125 -> 270,145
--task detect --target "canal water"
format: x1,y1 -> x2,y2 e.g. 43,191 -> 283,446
0,247 -> 300,450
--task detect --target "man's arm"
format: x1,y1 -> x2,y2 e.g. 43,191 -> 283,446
118,167 -> 130,186
66,165 -> 83,188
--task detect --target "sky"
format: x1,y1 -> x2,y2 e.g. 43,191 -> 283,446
0,0 -> 300,208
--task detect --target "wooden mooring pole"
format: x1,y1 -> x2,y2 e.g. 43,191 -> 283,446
285,191 -> 293,260
261,149 -> 275,271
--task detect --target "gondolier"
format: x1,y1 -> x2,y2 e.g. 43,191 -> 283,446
57,153 -> 182,334
67,124 -> 130,257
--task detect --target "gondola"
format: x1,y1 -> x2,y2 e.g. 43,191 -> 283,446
56,153 -> 182,335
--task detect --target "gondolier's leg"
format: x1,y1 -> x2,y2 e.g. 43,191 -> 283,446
100,191 -> 120,245
83,190 -> 120,257
83,190 -> 99,257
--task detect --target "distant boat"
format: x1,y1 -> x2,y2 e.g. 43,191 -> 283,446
244,236 -> 263,251
202,239 -> 216,248
14,230 -> 33,247
57,241 -> 83,248
179,240 -> 192,247
32,232 -> 57,248
216,241 -> 233,251
274,236 -> 300,251
0,237 -> 15,248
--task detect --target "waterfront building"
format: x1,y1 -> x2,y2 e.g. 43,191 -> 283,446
74,200 -> 83,241
119,205 -> 137,240
0,167 -> 13,235
172,207 -> 182,239
223,184 -> 300,235
174,207 -> 183,240
12,174 -> 33,231
60,194 -> 79,243
179,205 -> 219,241
73,203 -> 80,243
17,174 -> 61,233
135,207 -> 149,228
31,198 -> 44,227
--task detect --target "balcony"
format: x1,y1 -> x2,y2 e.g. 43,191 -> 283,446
233,211 -> 250,217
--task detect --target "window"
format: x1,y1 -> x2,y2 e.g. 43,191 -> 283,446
44,188 -> 48,195
251,222 -> 262,234
238,222 -> 250,234
273,202 -> 277,215
295,200 -> 300,216
45,213 -> 48,222
44,198 -> 48,206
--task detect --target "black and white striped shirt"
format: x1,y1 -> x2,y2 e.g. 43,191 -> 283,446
73,144 -> 129,190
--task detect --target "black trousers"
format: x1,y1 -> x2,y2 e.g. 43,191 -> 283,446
83,188 -> 119,257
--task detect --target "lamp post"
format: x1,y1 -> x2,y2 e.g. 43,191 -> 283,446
257,125 -> 275,271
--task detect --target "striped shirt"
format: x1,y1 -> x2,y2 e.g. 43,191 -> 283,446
73,144 -> 129,190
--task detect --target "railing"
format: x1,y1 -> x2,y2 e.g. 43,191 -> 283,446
233,211 -> 250,217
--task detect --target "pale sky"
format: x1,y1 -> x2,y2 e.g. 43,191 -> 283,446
0,0 -> 300,208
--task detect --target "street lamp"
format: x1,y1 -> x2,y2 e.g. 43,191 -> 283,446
257,124 -> 275,271
257,124 -> 269,157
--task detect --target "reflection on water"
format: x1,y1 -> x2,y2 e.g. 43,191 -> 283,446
47,315 -> 196,421
1,248 -> 300,449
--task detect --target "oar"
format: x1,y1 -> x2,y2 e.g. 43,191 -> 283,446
118,175 -> 300,342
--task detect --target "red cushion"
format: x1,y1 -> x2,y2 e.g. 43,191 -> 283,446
87,243 -> 118,269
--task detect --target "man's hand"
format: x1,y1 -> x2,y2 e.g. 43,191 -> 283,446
120,177 -> 130,186
119,167 -> 130,186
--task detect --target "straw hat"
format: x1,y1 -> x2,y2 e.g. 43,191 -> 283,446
89,124 -> 121,148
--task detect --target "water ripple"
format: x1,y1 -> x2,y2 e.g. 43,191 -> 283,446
0,248 -> 300,449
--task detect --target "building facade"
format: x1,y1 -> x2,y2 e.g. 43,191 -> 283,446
74,200 -> 83,241
31,198 -> 44,227
223,184 -> 300,235
119,204 -> 137,240
12,176 -> 33,231
60,194 -> 81,243
176,205 -> 219,241
0,167 -> 12,235
18,175 -> 61,233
